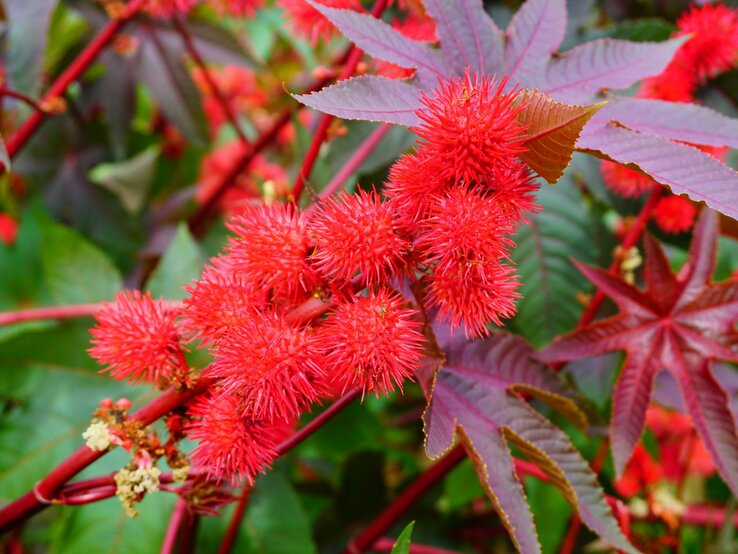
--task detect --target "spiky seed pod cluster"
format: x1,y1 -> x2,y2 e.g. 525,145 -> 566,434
90,69 -> 539,484
387,70 -> 538,336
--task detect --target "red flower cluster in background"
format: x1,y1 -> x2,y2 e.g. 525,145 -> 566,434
603,3 -> 738,235
615,405 -> 716,500
88,69 -> 538,483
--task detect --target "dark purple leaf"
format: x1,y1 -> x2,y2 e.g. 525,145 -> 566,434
424,332 -> 636,554
671,348 -> 738,495
539,210 -> 738,492
295,76 -> 422,126
306,1 -> 450,89
589,97 -> 738,148
503,0 -> 567,86
422,0 -> 504,76
136,27 -> 208,145
543,38 -> 686,104
577,123 -> 738,221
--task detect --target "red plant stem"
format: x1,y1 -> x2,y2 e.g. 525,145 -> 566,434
344,444 -> 466,554
372,538 -> 463,554
577,187 -> 663,329
172,16 -> 249,146
290,0 -> 389,202
5,0 -> 146,159
0,378 -> 213,534
309,123 -> 393,210
217,388 -> 361,554
216,486 -> 252,554
0,301 -> 182,327
278,388 -> 361,454
161,497 -> 189,554
0,89 -> 46,115
680,504 -> 738,528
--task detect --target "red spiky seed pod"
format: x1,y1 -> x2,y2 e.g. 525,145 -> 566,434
425,260 -> 520,338
677,3 -> 738,81
225,202 -> 320,301
89,290 -> 183,385
415,186 -> 514,274
208,309 -> 324,422
181,257 -> 267,346
308,189 -> 410,285
652,195 -> 697,234
187,391 -> 293,483
318,287 -> 424,398
412,70 -> 526,186
600,160 -> 658,199
385,150 -> 448,229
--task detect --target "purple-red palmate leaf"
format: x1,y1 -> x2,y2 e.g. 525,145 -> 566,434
305,0 -> 451,90
502,0 -> 567,85
423,331 -> 637,554
421,0 -> 503,76
297,75 -> 422,126
538,209 -> 738,493
577,123 -> 738,221
586,97 -> 738,149
541,37 -> 686,104
297,0 -> 738,220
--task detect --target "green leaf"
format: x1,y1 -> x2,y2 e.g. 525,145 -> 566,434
48,490 -> 175,554
391,521 -> 415,554
40,219 -> 123,305
246,470 -> 318,554
147,224 -> 205,300
512,170 -> 606,348
0,208 -> 45,309
609,18 -> 676,43
89,146 -> 159,214
443,459 -> 484,511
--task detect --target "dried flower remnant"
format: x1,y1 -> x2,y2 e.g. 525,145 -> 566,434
89,291 -> 184,385
115,466 -> 162,517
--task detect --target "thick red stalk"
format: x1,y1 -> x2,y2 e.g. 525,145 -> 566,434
5,0 -> 146,159
290,0 -> 389,202
161,497 -> 189,554
172,16 -> 249,146
344,444 -> 466,554
0,301 -> 181,327
216,486 -> 252,554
